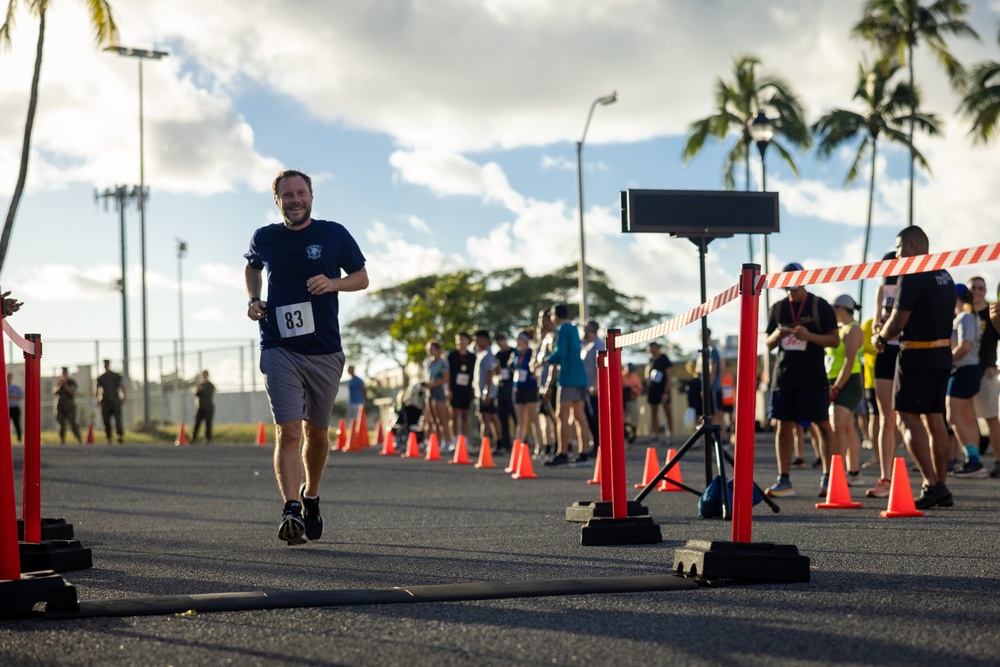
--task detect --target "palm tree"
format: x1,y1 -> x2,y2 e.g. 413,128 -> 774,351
813,58 -> 940,314
0,0 -> 119,276
852,0 -> 979,226
682,54 -> 812,263
958,27 -> 1000,144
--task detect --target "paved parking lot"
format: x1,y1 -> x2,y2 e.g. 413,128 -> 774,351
1,440 -> 998,666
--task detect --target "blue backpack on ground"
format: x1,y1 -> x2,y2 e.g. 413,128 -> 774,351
698,475 -> 763,519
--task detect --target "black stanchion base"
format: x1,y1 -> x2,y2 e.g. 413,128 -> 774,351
673,539 -> 810,582
17,517 -> 75,542
565,500 -> 650,523
0,570 -> 79,619
19,540 -> 93,573
580,516 -> 662,546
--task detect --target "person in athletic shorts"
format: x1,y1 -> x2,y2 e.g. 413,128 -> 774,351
532,308 -> 557,457
473,329 -> 501,450
447,332 -> 475,449
764,262 -> 840,498
246,169 -> 368,545
867,251 -> 902,498
873,226 -> 955,509
422,340 -> 453,449
494,333 -> 517,453
645,342 -> 673,443
512,331 -> 540,450
948,284 -> 985,477
826,295 -> 865,485
967,276 -> 1000,476
543,304 -> 590,467
581,321 -> 605,453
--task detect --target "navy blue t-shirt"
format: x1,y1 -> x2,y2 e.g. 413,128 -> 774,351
245,219 -> 366,356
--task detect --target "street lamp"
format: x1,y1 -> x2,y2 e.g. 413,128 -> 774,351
576,91 -> 616,324
106,46 -> 169,426
176,239 -> 187,422
749,111 -> 774,313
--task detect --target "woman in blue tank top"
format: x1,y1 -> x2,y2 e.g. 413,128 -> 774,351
423,340 -> 453,448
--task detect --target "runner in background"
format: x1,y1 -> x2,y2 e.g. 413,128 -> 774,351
867,250 -> 902,499
948,284 -> 985,477
447,332 -> 475,451
967,276 -> 999,476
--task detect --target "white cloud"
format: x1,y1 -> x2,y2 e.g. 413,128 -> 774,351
14,264 -> 120,301
191,306 -> 226,322
407,215 -> 432,234
541,155 -> 574,171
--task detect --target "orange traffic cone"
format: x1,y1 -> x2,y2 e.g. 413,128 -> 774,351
586,447 -> 602,485
85,423 -> 95,445
880,457 -> 925,518
505,440 -> 522,473
658,448 -> 685,492
379,429 -> 398,456
375,420 -> 385,448
425,433 -> 441,461
358,406 -> 371,447
450,435 -> 473,465
401,432 -> 420,458
255,422 -> 267,446
175,422 -> 189,446
816,454 -> 863,509
335,418 -> 349,451
475,438 -> 496,469
512,441 -> 537,479
634,447 -> 660,488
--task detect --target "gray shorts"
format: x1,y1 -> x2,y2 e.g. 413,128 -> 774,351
557,385 -> 587,403
260,347 -> 345,428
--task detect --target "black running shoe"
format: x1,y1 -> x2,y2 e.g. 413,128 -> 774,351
278,500 -> 306,545
570,453 -> 589,467
914,482 -> 953,510
299,484 -> 323,541
543,453 -> 570,467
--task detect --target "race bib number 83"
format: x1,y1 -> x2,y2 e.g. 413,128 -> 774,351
275,301 -> 316,338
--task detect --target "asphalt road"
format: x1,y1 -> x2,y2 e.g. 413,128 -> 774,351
1,437 -> 998,666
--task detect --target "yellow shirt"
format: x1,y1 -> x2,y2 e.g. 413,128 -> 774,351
861,318 -> 876,390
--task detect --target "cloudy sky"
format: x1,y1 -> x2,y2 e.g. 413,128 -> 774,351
1,0 -> 998,387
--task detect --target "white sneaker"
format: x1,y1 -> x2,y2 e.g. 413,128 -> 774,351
846,473 -> 866,487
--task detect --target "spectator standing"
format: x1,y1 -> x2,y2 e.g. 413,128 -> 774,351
645,341 -> 673,444
763,263 -> 840,498
967,276 -> 1000,475
532,309 -> 558,458
543,305 -> 590,467
53,367 -> 83,445
346,365 -> 367,425
512,331 -> 540,450
622,363 -> 644,438
826,295 -> 865,485
447,332 -> 476,448
473,329 -> 501,451
422,341 -> 453,449
95,359 -> 126,444
948,285 -> 985,477
8,373 -> 23,443
580,321 -> 605,453
873,226 -> 955,509
494,333 -> 517,453
867,251 -> 902,498
192,370 -> 216,444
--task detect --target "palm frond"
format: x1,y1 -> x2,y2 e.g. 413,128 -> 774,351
768,139 -> 800,179
88,0 -> 120,46
0,0 -> 22,50
844,135 -> 872,186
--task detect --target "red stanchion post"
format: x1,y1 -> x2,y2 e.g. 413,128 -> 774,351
597,350 -> 612,502
0,310 -> 21,580
22,335 -> 41,544
732,264 -> 762,544
606,330 -> 628,519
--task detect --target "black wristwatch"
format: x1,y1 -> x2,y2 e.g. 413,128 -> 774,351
248,297 -> 261,307
875,334 -> 886,347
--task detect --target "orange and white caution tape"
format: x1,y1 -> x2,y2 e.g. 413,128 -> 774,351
2,319 -> 34,356
616,283 -> 739,349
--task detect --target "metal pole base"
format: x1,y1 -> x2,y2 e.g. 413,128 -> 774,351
581,516 -> 662,546
0,571 -> 79,619
19,540 -> 93,573
673,539 -> 810,582
565,500 -> 649,523
18,517 -> 75,541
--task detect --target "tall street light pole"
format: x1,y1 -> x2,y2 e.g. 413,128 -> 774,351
750,111 -> 774,316
95,185 -> 140,384
576,91 -> 616,324
176,238 -> 187,423
106,46 -> 169,426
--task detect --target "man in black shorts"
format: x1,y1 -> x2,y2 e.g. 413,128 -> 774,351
764,263 -> 840,498
448,332 -> 475,446
645,342 -> 673,443
874,226 -> 955,509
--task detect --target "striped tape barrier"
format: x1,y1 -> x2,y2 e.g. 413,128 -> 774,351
615,241 -> 1000,350
2,320 -> 34,356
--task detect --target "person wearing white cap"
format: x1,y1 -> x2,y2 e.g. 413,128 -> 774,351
827,294 -> 865,486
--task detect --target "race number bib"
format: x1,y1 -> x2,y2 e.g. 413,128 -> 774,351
781,334 -> 807,352
500,368 -> 511,381
275,301 -> 316,338
516,369 -> 528,383
456,372 -> 471,387
650,370 -> 664,383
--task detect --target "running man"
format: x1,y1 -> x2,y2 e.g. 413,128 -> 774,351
245,169 -> 368,545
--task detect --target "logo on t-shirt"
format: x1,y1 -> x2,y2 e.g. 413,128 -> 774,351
306,244 -> 322,260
